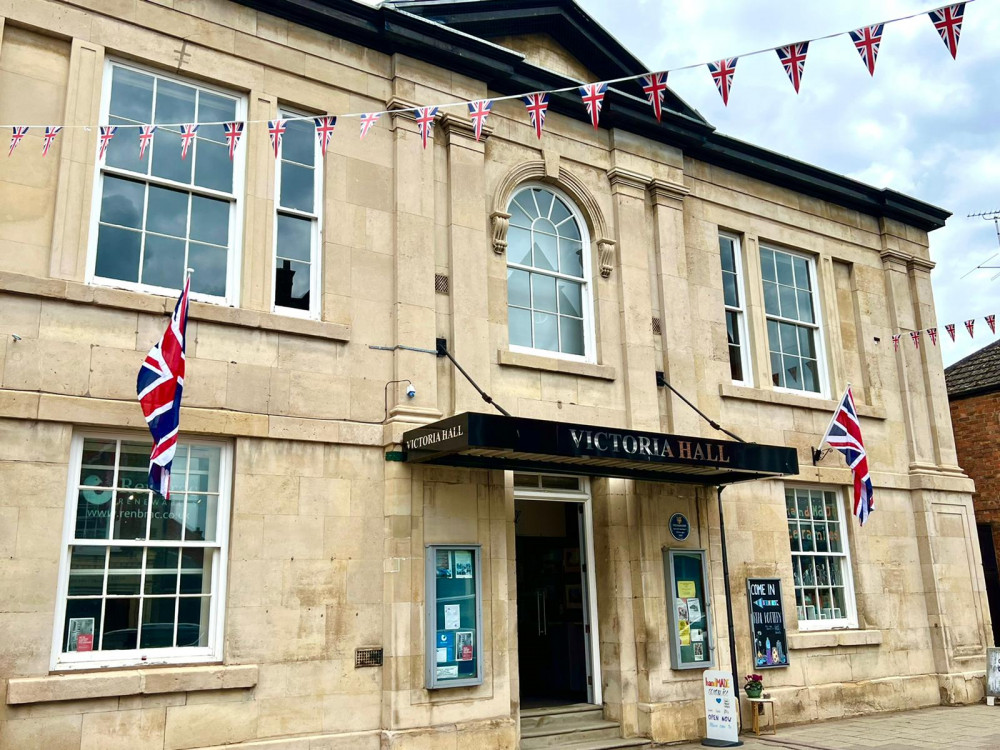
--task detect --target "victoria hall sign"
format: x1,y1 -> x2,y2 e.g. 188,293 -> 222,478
402,413 -> 798,485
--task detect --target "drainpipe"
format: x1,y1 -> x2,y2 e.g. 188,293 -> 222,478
718,485 -> 743,737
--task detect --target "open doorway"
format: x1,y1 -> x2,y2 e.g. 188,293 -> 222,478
514,474 -> 599,707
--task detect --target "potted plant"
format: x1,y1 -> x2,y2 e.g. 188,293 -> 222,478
744,673 -> 764,699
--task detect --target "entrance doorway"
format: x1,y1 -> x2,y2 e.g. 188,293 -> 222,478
514,474 -> 599,707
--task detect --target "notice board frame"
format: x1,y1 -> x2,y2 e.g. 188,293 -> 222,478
663,548 -> 715,670
425,544 -> 484,689
746,577 -> 790,670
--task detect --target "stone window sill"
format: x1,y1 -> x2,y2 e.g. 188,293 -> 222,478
6,664 -> 258,705
0,271 -> 349,343
787,629 -> 883,650
498,349 -> 616,380
719,383 -> 886,420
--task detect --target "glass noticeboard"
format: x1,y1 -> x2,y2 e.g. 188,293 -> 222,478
663,548 -> 715,670
425,544 -> 483,688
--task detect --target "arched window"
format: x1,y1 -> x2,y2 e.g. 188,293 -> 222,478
506,185 -> 592,360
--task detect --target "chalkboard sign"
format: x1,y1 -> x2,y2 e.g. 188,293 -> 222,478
747,578 -> 789,669
988,648 -> 1000,698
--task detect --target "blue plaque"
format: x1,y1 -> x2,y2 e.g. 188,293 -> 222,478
669,513 -> 690,541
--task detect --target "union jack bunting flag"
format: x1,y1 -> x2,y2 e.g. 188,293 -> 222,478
892,333 -> 901,351
987,314 -> 996,334
179,124 -> 198,160
523,92 -> 550,139
708,58 -> 738,106
268,119 -> 286,158
641,72 -> 668,122
8,126 -> 28,157
414,106 -> 438,150
136,276 -> 191,499
98,126 -> 117,161
579,82 -> 608,129
359,112 -> 380,139
776,42 -> 809,93
467,100 -> 492,142
42,126 -> 61,157
821,386 -> 875,527
910,330 -> 920,348
965,318 -> 975,338
927,327 -> 938,346
929,3 -> 965,59
945,323 -> 956,341
138,125 -> 156,160
224,122 -> 244,160
849,24 -> 884,76
314,116 -> 337,157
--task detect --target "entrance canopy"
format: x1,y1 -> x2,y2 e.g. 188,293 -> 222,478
402,412 -> 798,485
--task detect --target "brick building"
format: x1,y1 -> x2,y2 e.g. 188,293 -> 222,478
946,339 -> 1000,646
0,0 -> 990,748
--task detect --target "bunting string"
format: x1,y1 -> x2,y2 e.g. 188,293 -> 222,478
886,313 -> 997,350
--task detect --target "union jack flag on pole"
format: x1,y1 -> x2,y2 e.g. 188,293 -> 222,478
640,72 -> 668,122
224,122 -> 244,160
821,385 -> 875,527
359,112 -> 380,139
42,126 -> 61,157
8,126 -> 28,157
138,125 -> 157,160
467,100 -> 492,142
708,58 -> 738,106
523,92 -> 550,139
314,116 -> 337,157
776,42 -> 809,93
849,24 -> 884,76
136,275 -> 191,499
579,82 -> 607,129
929,3 -> 965,59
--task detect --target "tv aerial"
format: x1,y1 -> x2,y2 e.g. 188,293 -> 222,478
961,210 -> 1000,281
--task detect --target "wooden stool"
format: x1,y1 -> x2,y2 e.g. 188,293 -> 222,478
746,697 -> 776,736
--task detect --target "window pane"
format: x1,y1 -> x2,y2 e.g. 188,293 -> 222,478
507,269 -> 530,308
108,547 -> 143,595
142,234 -> 186,290
276,214 -> 311,262
197,92 -> 236,142
95,225 -> 141,283
550,197 -> 572,226
779,323 -> 799,357
775,251 -> 794,286
770,352 -> 783,387
788,522 -> 800,551
151,128 -> 192,184
797,327 -> 816,358
778,283 -> 798,319
178,597 -> 210,647
725,311 -> 740,347
76,488 -> 112,539
141,597 -> 177,648
189,243 -> 227,297
113,493 -> 149,540
507,226 -> 531,265
282,119 -> 315,166
722,271 -> 738,308
531,273 -> 556,313
560,316 -> 584,356
194,140 -> 232,193
180,549 -> 211,593
532,312 -> 558,351
783,355 -> 802,390
763,281 -> 779,316
145,546 -> 179,595
719,237 -> 735,272
728,345 -> 744,382
154,79 -> 196,128
760,248 -> 775,282
148,493 -> 184,541
280,161 -> 314,213
508,307 -> 532,347
508,198 -> 532,228
106,117 -> 146,174
275,259 -> 310,310
532,231 -> 558,271
110,67 -> 154,123
146,185 -> 188,238
557,280 -> 582,317
63,598 -> 102,653
68,546 -> 106,595
797,289 -> 814,323
188,446 -> 221,493
102,598 -> 140,650
792,256 -> 811,290
559,239 -> 584,278
101,176 -> 145,229
558,215 -> 581,241
119,441 -> 151,486
190,195 -> 229,247
803,359 -> 820,393
532,188 -> 553,219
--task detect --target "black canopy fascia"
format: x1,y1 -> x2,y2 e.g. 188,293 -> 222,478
402,412 -> 798,485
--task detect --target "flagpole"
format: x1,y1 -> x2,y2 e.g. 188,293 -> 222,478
819,382 -> 852,447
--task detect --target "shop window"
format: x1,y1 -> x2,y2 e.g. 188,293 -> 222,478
425,545 -> 483,688
761,245 -> 826,395
273,109 -> 322,317
90,60 -> 244,304
53,434 -> 231,669
719,233 -> 751,384
506,185 -> 594,361
785,487 -> 858,630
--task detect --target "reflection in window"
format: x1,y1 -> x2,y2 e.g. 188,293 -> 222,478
761,246 -> 823,394
719,234 -> 751,383
506,186 -> 590,358
274,114 -> 321,315
58,436 -> 228,666
94,62 -> 242,302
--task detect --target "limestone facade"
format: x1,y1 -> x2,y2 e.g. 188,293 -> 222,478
0,1 -> 990,748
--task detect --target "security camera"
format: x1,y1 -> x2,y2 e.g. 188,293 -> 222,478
406,384 -> 416,399
11,334 -> 21,342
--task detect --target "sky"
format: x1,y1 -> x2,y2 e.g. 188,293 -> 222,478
575,0 -> 999,367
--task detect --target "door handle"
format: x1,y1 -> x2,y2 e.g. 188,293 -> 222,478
537,590 -> 543,636
541,590 -> 548,635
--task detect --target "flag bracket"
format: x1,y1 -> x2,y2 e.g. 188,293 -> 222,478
811,447 -> 833,466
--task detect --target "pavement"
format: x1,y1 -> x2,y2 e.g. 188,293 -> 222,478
666,704 -> 1000,749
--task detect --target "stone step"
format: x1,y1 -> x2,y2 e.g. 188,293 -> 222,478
520,704 -> 604,732
540,738 -> 651,750
520,720 -> 624,749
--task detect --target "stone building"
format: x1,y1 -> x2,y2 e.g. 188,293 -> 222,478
0,0 -> 990,748
946,340 -> 1000,647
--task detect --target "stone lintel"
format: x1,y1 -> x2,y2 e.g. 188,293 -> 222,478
787,629 -> 883,651
497,348 -> 616,380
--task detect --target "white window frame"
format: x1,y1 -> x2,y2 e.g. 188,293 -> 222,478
86,59 -> 246,307
719,232 -> 752,385
786,485 -> 858,632
760,244 -> 829,398
506,182 -> 596,364
50,432 -> 232,671
271,108 -> 323,320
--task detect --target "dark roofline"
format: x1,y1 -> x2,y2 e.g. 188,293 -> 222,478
231,0 -> 951,231
948,384 -> 1000,402
945,338 -> 1000,399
